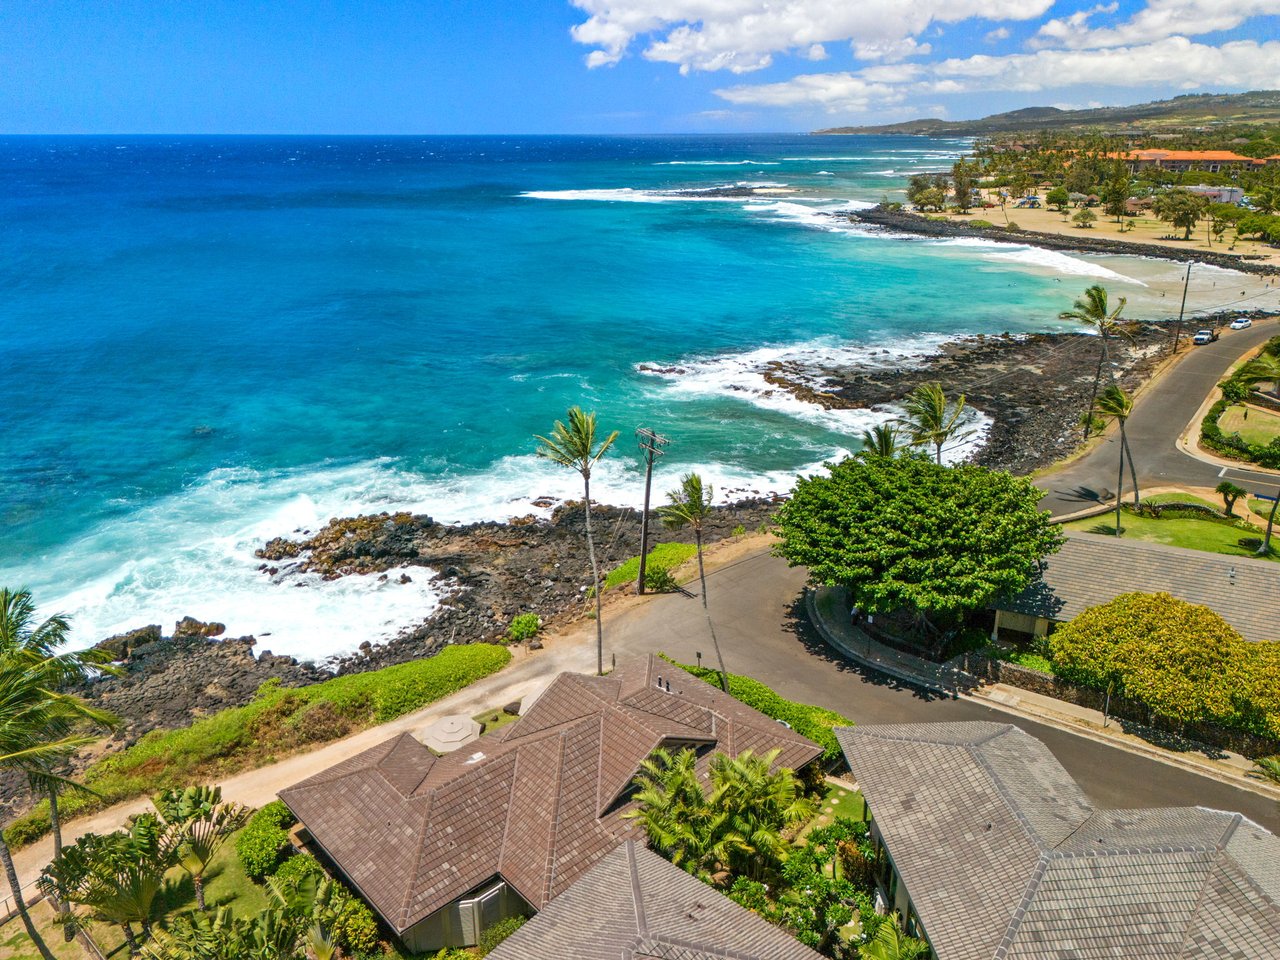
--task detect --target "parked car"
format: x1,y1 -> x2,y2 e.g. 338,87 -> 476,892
1230,317 -> 1253,330
1193,328 -> 1220,345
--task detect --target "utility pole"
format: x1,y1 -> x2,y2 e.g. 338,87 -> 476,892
635,427 -> 670,595
1172,262 -> 1192,355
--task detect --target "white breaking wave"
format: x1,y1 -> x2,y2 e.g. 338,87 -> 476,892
654,160 -> 781,166
929,237 -> 1148,285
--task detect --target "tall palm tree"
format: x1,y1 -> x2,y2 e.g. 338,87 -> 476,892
535,407 -> 618,676
858,423 -> 901,459
1059,284 -> 1128,439
896,382 -> 974,464
1,652 -> 116,960
1097,385 -> 1137,535
152,786 -> 249,911
708,749 -> 813,880
657,473 -> 728,692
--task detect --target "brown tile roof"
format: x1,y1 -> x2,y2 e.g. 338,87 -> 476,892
1001,532 -> 1280,642
486,840 -> 825,960
838,722 -> 1280,960
279,655 -> 822,935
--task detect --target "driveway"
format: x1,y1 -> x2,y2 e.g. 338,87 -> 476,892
608,548 -> 1280,832
1037,318 -> 1280,516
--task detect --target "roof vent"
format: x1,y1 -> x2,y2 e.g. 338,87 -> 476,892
464,751 -> 486,764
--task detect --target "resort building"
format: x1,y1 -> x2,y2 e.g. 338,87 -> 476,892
1116,149 -> 1269,173
486,840 -> 825,960
991,532 -> 1280,643
838,722 -> 1280,959
278,655 -> 822,953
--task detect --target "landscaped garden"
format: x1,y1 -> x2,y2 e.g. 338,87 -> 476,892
1064,502 -> 1278,561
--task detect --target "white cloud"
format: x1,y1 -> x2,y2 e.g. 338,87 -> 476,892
853,37 -> 933,63
1035,0 -> 1280,50
715,37 -> 1280,112
984,27 -> 1011,43
568,0 -> 1054,72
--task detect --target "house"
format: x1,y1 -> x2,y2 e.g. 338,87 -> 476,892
487,840 -> 825,960
278,655 -> 822,952
1116,149 -> 1266,174
838,722 -> 1280,959
993,532 -> 1280,643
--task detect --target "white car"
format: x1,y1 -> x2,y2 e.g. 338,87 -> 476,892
1230,317 -> 1253,330
1193,329 -> 1218,345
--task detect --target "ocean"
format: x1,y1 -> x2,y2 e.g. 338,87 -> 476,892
0,134 -> 1263,660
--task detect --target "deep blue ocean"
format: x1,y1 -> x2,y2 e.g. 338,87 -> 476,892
0,134 -> 1235,658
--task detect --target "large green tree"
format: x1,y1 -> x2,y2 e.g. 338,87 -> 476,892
535,407 -> 618,676
775,457 -> 1062,638
657,473 -> 728,692
1153,189 -> 1207,240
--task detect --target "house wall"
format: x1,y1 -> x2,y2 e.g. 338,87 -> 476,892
401,878 -> 531,953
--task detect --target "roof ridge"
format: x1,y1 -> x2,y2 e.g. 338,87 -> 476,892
539,728 -> 570,905
967,730 -> 1050,851
1175,830 -> 1235,960
992,853 -> 1049,960
626,841 -> 648,938
400,789 -> 437,932
496,731 -> 525,871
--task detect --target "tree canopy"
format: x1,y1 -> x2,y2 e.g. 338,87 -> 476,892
775,456 -> 1062,625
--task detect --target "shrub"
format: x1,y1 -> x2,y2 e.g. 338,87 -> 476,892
506,613 -> 541,643
236,800 -> 293,880
731,524 -> 746,537
1004,221 -> 1021,231
666,657 -> 852,764
603,542 -> 697,591
270,852 -> 379,955
968,219 -> 995,229
288,700 -> 353,744
271,850 -> 325,887
643,566 -> 679,593
478,915 -> 528,955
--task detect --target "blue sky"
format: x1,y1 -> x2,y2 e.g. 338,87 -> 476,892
2,0 -> 1277,133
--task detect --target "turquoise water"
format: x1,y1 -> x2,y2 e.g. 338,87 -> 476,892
0,135 -> 1212,658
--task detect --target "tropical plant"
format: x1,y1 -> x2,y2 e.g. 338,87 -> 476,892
0,594 -> 118,960
506,613 -> 541,643
1096,384 -> 1139,533
859,913 -> 930,960
1058,284 -> 1128,439
658,473 -> 728,691
895,382 -> 974,465
478,915 -> 528,955
858,423 -> 901,459
1236,353 -> 1280,399
1253,757 -> 1280,784
1072,208 -> 1097,228
775,456 -> 1063,644
1216,480 -> 1247,517
235,800 -> 294,880
535,407 -> 618,675
40,814 -> 177,954
152,785 -> 249,910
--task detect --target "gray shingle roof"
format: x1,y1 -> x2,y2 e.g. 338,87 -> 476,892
278,655 -> 822,936
486,840 -> 825,960
1001,532 -> 1280,642
838,722 -> 1280,960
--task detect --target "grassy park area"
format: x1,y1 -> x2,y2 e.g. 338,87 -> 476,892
1218,405 -> 1280,447
1065,501 -> 1277,561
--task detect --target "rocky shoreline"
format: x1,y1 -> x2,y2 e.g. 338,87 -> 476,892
847,206 -> 1280,276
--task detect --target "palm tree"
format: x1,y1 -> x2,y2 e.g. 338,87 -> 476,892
657,473 -> 728,692
1236,353 -> 1280,400
1,651 -> 117,960
858,423 -> 901,459
152,786 -> 249,910
1059,284 -> 1128,439
624,748 -> 721,876
535,407 -> 618,676
39,814 -> 176,954
896,382 -> 975,464
708,749 -> 813,880
859,913 -> 916,960
1097,385 -> 1137,535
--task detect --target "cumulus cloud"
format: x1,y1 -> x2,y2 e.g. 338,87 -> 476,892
1034,0 -> 1280,50
714,37 -> 1280,112
984,27 -> 1011,43
568,0 -> 1054,72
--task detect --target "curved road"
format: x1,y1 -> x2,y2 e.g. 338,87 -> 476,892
608,549 -> 1280,832
1036,317 -> 1280,516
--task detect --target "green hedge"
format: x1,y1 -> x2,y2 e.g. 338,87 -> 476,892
5,644 -> 511,848
236,800 -> 294,880
666,658 -> 852,764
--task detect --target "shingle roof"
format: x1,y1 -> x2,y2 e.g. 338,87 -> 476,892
279,655 -> 822,935
838,723 -> 1280,960
1002,532 -> 1280,642
486,840 -> 825,960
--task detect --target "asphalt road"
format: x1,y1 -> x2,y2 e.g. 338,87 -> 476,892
1036,317 -> 1280,517
609,549 -> 1280,833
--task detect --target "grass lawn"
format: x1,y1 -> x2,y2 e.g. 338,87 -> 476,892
1219,404 -> 1280,447
0,900 -> 125,960
604,543 -> 696,591
1142,492 -> 1218,508
473,707 -> 519,736
1065,509 -> 1279,562
800,782 -> 867,839
1250,498 -> 1279,520
151,828 -> 268,924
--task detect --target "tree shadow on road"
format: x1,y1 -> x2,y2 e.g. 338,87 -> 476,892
781,593 -> 954,703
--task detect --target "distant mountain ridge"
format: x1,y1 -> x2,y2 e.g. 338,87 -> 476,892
814,91 -> 1280,136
